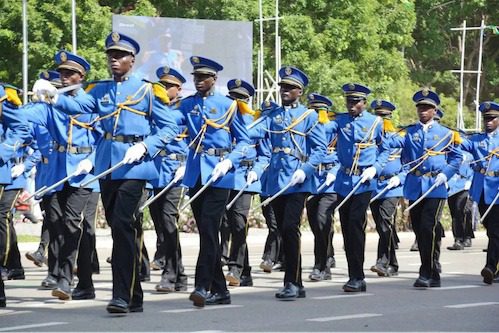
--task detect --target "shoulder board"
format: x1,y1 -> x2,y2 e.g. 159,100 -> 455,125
236,100 -> 255,116
317,109 -> 329,124
5,86 -> 22,106
84,79 -> 112,93
152,82 -> 170,105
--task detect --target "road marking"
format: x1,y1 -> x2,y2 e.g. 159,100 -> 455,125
162,305 -> 243,313
313,293 -> 374,300
445,302 -> 499,309
430,285 -> 480,290
0,310 -> 31,316
307,313 -> 383,322
0,322 -> 67,331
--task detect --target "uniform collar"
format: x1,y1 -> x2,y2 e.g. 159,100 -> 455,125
487,129 -> 498,138
284,102 -> 299,110
419,119 -> 434,132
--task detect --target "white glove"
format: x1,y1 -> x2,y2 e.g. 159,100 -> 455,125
386,176 -> 401,189
290,169 -> 306,186
434,172 -> 448,186
246,170 -> 258,185
32,79 -> 58,103
74,159 -> 93,176
360,166 -> 377,183
211,159 -> 233,181
325,172 -> 336,186
123,143 -> 147,164
11,164 -> 25,178
174,165 -> 186,180
464,180 -> 472,190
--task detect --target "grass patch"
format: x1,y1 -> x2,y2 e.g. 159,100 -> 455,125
17,235 -> 40,243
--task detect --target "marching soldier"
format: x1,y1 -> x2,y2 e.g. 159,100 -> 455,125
369,99 -> 403,277
32,32 -> 179,313
460,101 -> 498,284
389,89 -> 462,288
0,83 -> 30,307
24,51 -> 100,300
177,56 -> 251,307
305,93 -> 339,282
149,65 -> 189,293
249,66 -> 327,299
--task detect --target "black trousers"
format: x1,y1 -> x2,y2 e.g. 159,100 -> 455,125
306,193 -> 338,271
56,183 -> 92,285
149,186 -> 187,286
76,191 -> 100,286
0,189 -> 21,269
448,190 -> 473,241
189,179 -> 230,293
260,195 -> 282,264
220,212 -> 230,262
37,202 -> 50,254
338,191 -> 372,280
271,192 -> 308,287
409,198 -> 445,280
45,193 -> 63,279
370,197 -> 400,269
100,179 -> 145,304
479,195 -> 499,273
224,191 -> 252,276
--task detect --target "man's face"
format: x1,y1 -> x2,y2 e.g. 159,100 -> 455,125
59,69 -> 83,86
416,104 -> 436,123
161,81 -> 182,101
279,83 -> 302,106
106,50 -> 134,76
193,73 -> 216,94
346,98 -> 366,117
483,115 -> 498,133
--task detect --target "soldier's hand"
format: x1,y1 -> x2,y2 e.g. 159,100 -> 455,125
211,159 -> 233,181
387,176 -> 401,189
464,180 -> 472,190
360,166 -> 376,183
246,170 -> 258,185
74,159 -> 93,176
11,164 -> 25,178
434,172 -> 447,186
123,143 -> 147,164
325,172 -> 336,186
32,79 -> 58,103
290,169 -> 306,186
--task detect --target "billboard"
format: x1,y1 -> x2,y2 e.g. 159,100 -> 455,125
112,15 -> 253,97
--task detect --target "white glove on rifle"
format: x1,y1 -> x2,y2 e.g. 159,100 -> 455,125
434,172 -> 448,186
211,159 -> 233,181
74,159 -> 93,176
123,143 -> 147,164
325,172 -> 336,186
387,176 -> 401,189
246,170 -> 258,185
174,165 -> 186,180
290,169 -> 306,186
360,166 -> 377,183
32,79 -> 58,103
11,164 -> 25,178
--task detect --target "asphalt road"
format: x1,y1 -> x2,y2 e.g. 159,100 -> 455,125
1,228 -> 498,332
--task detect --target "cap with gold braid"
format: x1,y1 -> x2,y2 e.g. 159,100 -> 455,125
54,50 -> 91,75
278,66 -> 309,89
227,79 -> 255,98
342,83 -> 371,100
155,66 -> 186,86
412,88 -> 440,107
39,70 -> 62,88
307,93 -> 332,110
479,101 -> 499,117
370,99 -> 396,116
190,56 -> 223,75
105,32 -> 140,55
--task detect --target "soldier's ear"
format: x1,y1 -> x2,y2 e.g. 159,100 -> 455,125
297,88 -> 303,96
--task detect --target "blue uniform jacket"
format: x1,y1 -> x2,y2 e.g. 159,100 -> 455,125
5,127 -> 40,190
254,137 -> 272,197
374,131 -> 405,199
33,124 -> 56,192
329,111 -> 390,197
0,86 -> 31,185
447,151 -> 473,197
460,130 -> 498,204
177,91 -> 251,189
311,120 -> 339,195
23,89 -> 100,190
54,76 -> 179,180
250,103 -> 327,195
389,122 -> 462,200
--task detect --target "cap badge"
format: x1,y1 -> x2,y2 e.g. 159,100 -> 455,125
285,67 -> 292,75
376,100 -> 382,107
60,51 -> 67,63
111,32 -> 120,43
422,88 -> 429,97
163,66 -> 170,75
484,102 -> 491,110
42,71 -> 49,79
348,83 -> 355,90
235,79 -> 241,87
192,56 -> 200,64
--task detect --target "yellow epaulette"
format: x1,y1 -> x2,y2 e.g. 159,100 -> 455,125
383,119 -> 397,133
253,109 -> 262,120
237,99 -> 255,116
5,86 -> 22,106
317,109 -> 330,124
452,130 -> 463,144
152,82 -> 170,105
84,79 -> 112,93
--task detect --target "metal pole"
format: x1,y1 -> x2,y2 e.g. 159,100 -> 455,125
22,0 -> 28,104
274,0 -> 279,99
258,0 -> 264,106
71,0 -> 77,53
457,20 -> 466,130
475,19 -> 485,131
